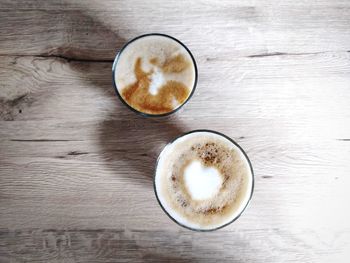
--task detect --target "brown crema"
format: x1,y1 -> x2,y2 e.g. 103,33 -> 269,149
171,142 -> 238,215
121,54 -> 191,115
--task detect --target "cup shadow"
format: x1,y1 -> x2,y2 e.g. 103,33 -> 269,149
49,4 -> 190,183
98,110 -> 187,182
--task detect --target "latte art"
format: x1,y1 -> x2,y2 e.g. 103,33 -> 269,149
184,161 -> 222,201
113,34 -> 197,115
155,131 -> 254,231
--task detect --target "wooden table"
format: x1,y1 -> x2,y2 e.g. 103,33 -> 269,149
1,0 -> 350,262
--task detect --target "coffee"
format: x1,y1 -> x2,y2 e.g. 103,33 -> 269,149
154,131 -> 253,231
113,34 -> 197,115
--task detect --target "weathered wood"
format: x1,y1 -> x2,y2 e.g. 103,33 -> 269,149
0,229 -> 349,262
1,0 -> 350,59
1,0 -> 350,262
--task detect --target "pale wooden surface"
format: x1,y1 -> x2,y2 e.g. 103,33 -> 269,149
1,0 -> 350,262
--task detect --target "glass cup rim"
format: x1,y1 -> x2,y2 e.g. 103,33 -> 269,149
153,129 -> 255,232
112,33 -> 198,118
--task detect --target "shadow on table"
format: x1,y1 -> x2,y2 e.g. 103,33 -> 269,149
98,112 -> 187,181
1,0 -> 188,182
2,1 -> 189,183
39,1 -> 188,182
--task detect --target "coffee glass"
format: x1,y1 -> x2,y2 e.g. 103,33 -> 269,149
154,130 -> 254,231
112,33 -> 198,117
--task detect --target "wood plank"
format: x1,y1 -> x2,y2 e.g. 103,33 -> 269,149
0,229 -> 349,262
1,53 -> 350,121
1,1 -> 350,59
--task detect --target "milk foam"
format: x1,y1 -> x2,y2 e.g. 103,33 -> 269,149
114,35 -> 196,113
149,69 -> 164,95
184,161 -> 222,200
155,131 -> 253,230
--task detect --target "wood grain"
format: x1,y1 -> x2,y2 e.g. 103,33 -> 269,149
1,0 -> 350,262
1,0 -> 350,59
1,229 -> 349,262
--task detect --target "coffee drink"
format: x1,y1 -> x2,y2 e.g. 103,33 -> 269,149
154,130 -> 254,231
113,34 -> 197,115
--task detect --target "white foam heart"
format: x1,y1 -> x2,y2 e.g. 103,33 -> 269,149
184,161 -> 223,200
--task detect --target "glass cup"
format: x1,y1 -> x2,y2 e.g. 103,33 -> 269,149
154,129 -> 254,231
112,33 -> 198,117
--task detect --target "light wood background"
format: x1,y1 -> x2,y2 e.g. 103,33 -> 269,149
1,0 -> 350,262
